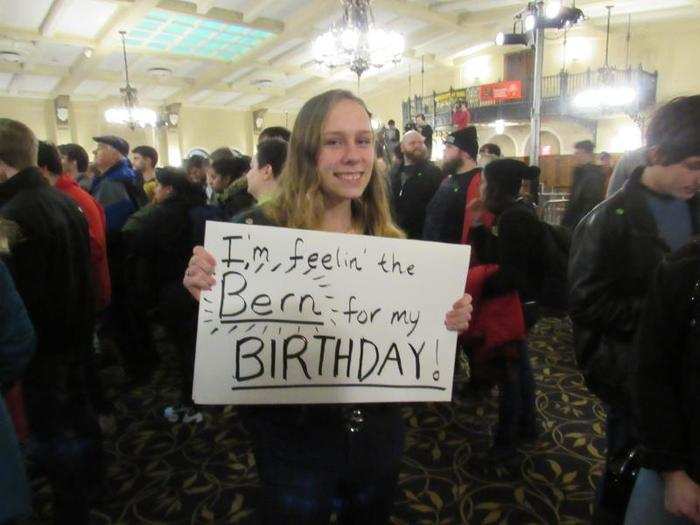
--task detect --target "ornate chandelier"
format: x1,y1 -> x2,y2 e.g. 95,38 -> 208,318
312,0 -> 404,81
104,31 -> 157,129
573,7 -> 637,110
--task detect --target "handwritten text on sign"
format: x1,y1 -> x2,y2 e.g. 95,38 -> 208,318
193,221 -> 470,404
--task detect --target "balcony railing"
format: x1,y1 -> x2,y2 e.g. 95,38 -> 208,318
402,66 -> 658,129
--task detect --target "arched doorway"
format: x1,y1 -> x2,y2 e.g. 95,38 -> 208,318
524,130 -> 562,156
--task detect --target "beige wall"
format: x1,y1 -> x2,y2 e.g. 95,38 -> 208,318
0,97 -> 255,165
178,105 -> 252,157
0,97 -> 50,140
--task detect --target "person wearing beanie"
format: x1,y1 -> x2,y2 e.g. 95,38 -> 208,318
467,158 -> 545,460
423,126 -> 491,244
388,130 -> 443,239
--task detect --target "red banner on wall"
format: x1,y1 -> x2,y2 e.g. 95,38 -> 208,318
479,80 -> 522,102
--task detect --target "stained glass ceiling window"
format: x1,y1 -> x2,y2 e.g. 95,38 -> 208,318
129,9 -> 274,61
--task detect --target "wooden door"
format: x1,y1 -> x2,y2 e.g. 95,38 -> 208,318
504,50 -> 534,99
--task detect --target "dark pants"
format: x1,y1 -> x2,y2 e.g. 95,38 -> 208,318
23,358 -> 103,525
593,406 -> 637,524
494,341 -> 537,448
248,406 -> 404,524
103,250 -> 158,381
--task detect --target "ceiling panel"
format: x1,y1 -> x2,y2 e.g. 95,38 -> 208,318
139,84 -> 182,101
99,50 -> 134,72
127,8 -> 274,62
282,73 -> 309,88
211,0 -> 251,11
188,89 -> 213,103
30,42 -> 84,67
73,79 -> 121,98
53,0 -> 119,38
230,92 -> 269,107
0,0 -> 52,30
222,66 -> 255,83
13,74 -> 61,93
204,90 -> 241,105
582,0 -> 693,19
257,37 -> 305,62
432,0 -> 522,13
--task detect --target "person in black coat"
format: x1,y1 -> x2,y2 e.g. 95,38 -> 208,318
0,118 -> 100,524
561,140 -> 606,230
625,239 -> 700,524
568,96 -> 700,523
388,130 -> 443,239
469,159 -> 543,458
122,168 -> 208,419
422,126 -> 482,244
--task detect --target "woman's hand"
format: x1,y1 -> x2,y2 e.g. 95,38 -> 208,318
183,246 -> 217,301
444,293 -> 473,333
663,470 -> 700,524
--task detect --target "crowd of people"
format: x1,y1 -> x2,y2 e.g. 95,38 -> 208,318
1,90 -> 699,525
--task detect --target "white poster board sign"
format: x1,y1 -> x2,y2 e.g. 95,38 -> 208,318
193,221 -> 470,405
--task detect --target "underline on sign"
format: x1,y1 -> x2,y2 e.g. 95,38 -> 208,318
219,319 -> 325,326
230,383 -> 447,391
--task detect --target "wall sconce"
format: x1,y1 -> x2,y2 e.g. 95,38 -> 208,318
54,95 -> 70,128
160,103 -> 181,128
253,108 -> 267,133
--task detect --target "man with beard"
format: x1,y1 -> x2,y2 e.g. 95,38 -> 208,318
388,130 -> 443,239
423,126 -> 486,244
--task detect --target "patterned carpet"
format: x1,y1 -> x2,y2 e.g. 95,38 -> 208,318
26,316 -> 605,524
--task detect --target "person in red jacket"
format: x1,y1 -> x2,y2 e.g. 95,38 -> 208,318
38,142 -> 111,310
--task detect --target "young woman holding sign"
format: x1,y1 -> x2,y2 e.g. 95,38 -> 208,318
183,89 -> 472,524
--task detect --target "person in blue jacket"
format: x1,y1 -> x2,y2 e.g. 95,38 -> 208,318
0,253 -> 36,524
90,135 -> 151,382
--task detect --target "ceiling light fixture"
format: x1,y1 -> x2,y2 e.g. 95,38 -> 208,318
104,31 -> 157,129
574,6 -> 638,110
496,31 -> 529,46
0,51 -> 22,63
312,0 -> 404,85
147,67 -> 172,79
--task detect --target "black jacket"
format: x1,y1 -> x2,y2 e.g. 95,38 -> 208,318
0,167 -> 94,393
562,162 -> 606,230
122,187 -> 207,308
470,200 -> 546,304
423,168 -> 480,244
568,168 -> 700,406
632,241 -> 700,482
388,160 -> 443,239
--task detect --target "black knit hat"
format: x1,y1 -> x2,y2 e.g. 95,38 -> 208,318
444,126 -> 478,160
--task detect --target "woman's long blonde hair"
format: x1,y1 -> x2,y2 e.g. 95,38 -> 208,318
264,89 -> 403,239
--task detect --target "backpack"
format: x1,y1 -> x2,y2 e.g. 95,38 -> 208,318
537,221 -> 571,311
